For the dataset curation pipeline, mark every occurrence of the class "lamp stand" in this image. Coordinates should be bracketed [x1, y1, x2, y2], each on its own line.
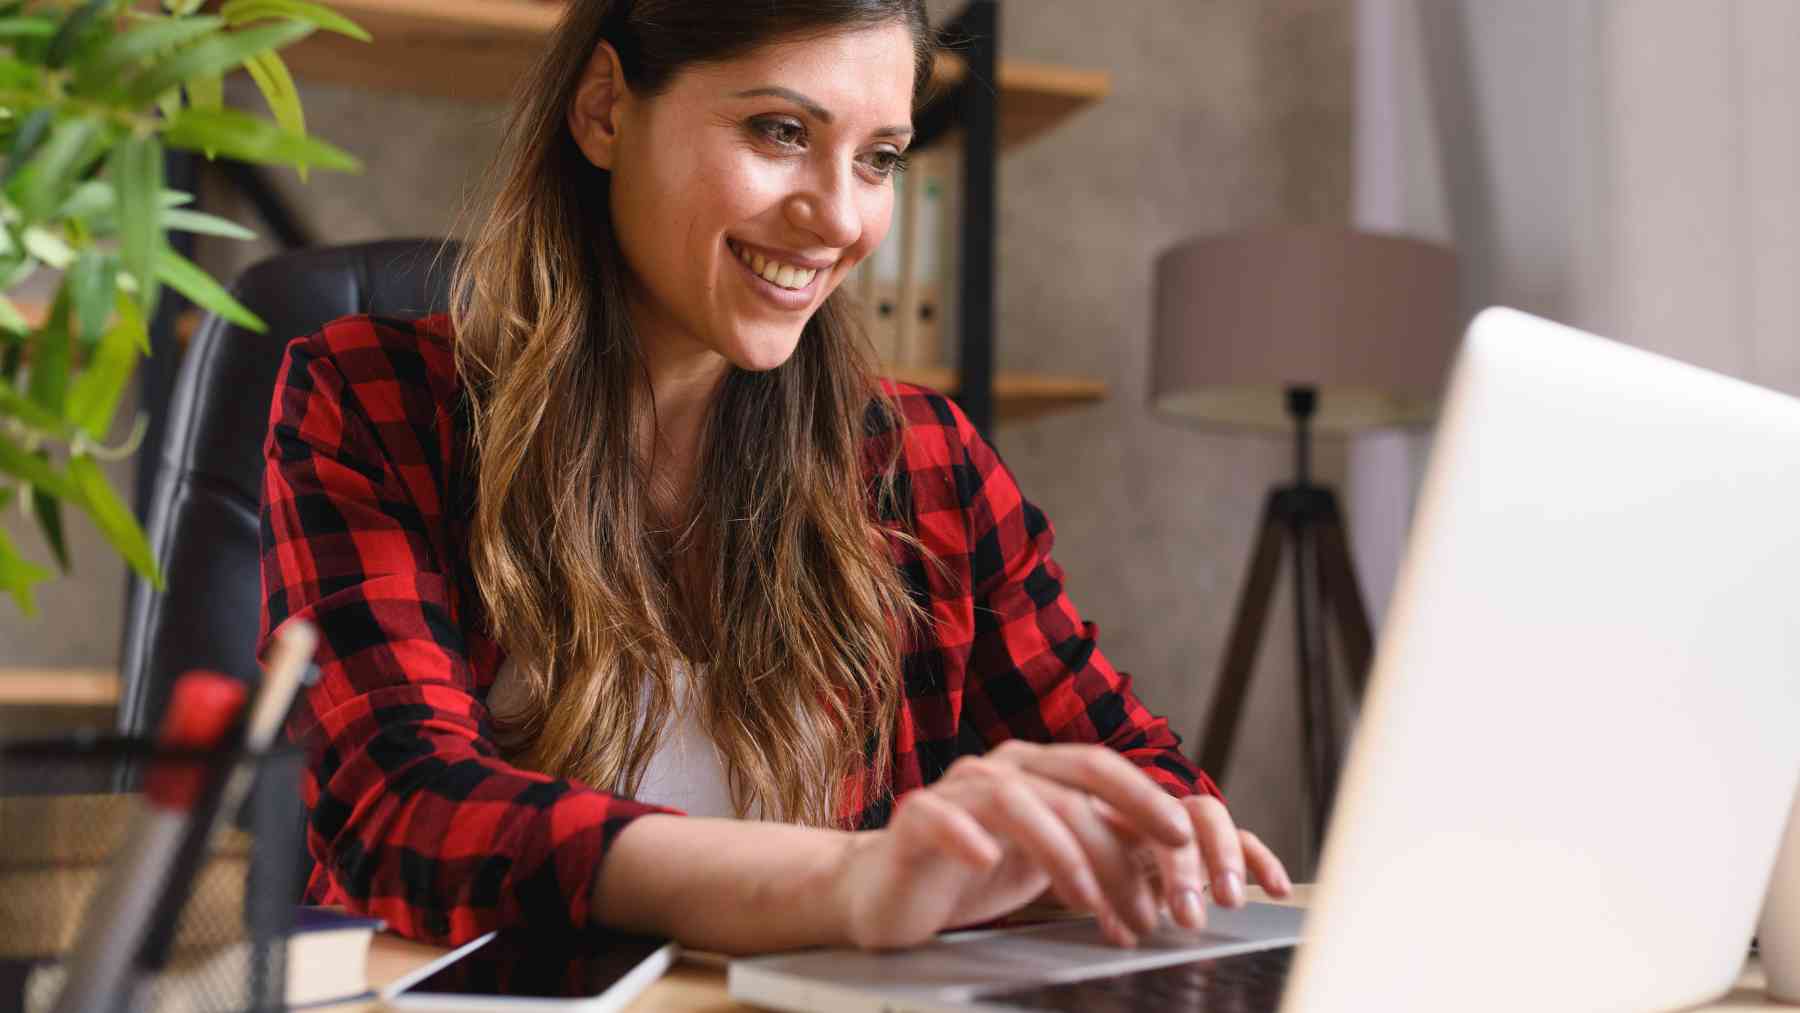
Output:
[1195, 387, 1375, 870]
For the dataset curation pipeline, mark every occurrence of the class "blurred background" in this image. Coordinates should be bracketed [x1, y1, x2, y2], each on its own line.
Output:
[2, 0, 1795, 880]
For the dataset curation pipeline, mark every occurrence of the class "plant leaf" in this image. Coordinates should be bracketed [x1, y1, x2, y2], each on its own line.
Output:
[0, 376, 68, 438]
[219, 0, 370, 42]
[160, 105, 360, 173]
[20, 225, 75, 269]
[113, 134, 163, 322]
[0, 16, 55, 39]
[154, 85, 182, 124]
[5, 115, 102, 220]
[72, 13, 224, 92]
[67, 290, 142, 434]
[161, 207, 255, 240]
[31, 481, 68, 572]
[57, 178, 113, 219]
[0, 429, 75, 498]
[0, 54, 37, 90]
[66, 246, 115, 344]
[0, 524, 50, 614]
[153, 243, 264, 331]
[242, 49, 306, 181]
[183, 71, 224, 158]
[69, 453, 161, 589]
[0, 108, 49, 188]
[45, 0, 109, 68]
[26, 283, 71, 416]
[124, 20, 313, 104]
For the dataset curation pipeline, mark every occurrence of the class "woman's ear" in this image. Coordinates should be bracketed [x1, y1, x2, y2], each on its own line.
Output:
[567, 39, 630, 170]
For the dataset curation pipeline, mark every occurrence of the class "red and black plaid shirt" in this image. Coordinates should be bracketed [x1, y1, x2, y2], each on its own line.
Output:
[258, 312, 1217, 945]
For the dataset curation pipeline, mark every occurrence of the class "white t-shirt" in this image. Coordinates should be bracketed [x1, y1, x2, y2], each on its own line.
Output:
[486, 655, 747, 819]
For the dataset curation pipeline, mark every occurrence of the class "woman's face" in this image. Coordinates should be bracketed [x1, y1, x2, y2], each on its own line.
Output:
[569, 23, 917, 374]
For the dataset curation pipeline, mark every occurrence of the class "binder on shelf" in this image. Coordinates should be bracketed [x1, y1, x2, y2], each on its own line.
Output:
[854, 133, 961, 373]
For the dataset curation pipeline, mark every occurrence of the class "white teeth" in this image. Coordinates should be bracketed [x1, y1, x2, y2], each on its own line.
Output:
[730, 240, 822, 291]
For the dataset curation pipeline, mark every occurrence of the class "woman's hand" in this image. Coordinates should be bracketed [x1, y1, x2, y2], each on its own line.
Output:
[832, 740, 1292, 950]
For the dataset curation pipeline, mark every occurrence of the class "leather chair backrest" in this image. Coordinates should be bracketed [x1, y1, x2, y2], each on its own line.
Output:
[117, 238, 458, 735]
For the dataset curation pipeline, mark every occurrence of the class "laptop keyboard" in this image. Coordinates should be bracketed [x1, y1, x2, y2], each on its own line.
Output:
[976, 945, 1294, 1012]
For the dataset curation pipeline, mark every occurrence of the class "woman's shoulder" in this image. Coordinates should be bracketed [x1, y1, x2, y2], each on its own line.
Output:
[284, 311, 456, 381]
[278, 311, 461, 422]
[874, 378, 981, 465]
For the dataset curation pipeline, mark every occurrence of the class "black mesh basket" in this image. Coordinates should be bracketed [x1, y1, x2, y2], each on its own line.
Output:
[0, 734, 307, 1013]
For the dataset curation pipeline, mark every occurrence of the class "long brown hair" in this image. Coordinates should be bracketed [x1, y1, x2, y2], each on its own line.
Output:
[444, 0, 937, 826]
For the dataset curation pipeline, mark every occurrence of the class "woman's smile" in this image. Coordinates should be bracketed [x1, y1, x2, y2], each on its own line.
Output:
[726, 237, 831, 310]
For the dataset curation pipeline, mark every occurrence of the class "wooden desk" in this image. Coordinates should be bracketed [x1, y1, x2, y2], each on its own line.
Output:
[359, 887, 1788, 1011]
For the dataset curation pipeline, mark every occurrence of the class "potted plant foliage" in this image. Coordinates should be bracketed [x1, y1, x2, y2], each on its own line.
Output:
[0, 0, 366, 613]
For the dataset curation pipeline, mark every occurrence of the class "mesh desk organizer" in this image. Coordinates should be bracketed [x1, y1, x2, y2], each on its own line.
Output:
[0, 734, 306, 1012]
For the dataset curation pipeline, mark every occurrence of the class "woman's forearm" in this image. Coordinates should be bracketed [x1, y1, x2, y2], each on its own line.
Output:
[591, 813, 860, 954]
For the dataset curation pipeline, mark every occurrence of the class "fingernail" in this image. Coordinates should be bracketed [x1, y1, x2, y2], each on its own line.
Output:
[1222, 870, 1245, 907]
[1135, 893, 1160, 935]
[1174, 887, 1204, 928]
[1098, 910, 1134, 947]
[1113, 917, 1138, 947]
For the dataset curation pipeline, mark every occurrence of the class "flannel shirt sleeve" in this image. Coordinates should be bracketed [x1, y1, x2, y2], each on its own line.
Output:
[943, 399, 1222, 802]
[258, 328, 676, 946]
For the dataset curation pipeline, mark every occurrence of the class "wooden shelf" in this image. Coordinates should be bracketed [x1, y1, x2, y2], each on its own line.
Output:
[0, 668, 120, 709]
[279, 0, 1110, 149]
[882, 366, 1107, 424]
[934, 56, 1112, 150]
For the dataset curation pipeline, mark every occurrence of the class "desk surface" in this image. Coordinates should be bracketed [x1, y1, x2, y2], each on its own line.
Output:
[357, 886, 1789, 1011]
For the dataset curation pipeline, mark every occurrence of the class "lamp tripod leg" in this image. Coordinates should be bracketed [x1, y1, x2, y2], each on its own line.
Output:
[1293, 508, 1339, 866]
[1316, 496, 1375, 699]
[1196, 491, 1287, 787]
[1302, 490, 1377, 853]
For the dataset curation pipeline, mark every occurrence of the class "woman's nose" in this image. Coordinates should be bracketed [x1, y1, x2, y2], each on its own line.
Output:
[785, 168, 861, 250]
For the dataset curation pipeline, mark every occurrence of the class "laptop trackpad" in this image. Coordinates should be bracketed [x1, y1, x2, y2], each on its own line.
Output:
[731, 902, 1305, 1002]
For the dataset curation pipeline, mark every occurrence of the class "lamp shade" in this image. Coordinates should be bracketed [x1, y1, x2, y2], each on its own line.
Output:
[1150, 226, 1460, 432]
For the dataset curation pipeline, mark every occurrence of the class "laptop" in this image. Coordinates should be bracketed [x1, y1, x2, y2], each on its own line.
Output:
[729, 307, 1800, 1013]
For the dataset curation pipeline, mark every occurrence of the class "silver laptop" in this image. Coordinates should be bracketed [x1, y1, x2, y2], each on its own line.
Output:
[729, 307, 1800, 1013]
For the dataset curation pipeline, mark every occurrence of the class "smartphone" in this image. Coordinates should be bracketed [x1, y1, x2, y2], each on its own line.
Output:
[385, 926, 679, 1011]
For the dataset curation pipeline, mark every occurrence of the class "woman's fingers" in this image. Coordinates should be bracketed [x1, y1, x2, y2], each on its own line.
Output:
[991, 741, 1192, 848]
[893, 786, 1002, 872]
[1141, 822, 1209, 931]
[942, 759, 1110, 918]
[1185, 794, 1248, 908]
[1241, 829, 1293, 897]
[1027, 776, 1161, 940]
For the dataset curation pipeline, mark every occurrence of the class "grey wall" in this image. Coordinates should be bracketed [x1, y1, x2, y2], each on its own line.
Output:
[1, 0, 1355, 877]
[957, 0, 1352, 876]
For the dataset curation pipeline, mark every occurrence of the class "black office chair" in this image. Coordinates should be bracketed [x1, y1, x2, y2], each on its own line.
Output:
[117, 238, 459, 736]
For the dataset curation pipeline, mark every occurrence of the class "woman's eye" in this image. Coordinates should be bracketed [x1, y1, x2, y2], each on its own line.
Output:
[864, 150, 911, 180]
[755, 118, 805, 147]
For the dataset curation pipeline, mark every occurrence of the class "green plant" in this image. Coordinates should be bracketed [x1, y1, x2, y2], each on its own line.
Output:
[0, 0, 366, 613]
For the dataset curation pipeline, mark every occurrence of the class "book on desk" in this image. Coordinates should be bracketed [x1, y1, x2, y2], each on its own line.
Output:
[14, 906, 383, 1012]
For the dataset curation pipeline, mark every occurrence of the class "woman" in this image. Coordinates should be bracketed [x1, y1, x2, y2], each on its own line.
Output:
[258, 0, 1290, 955]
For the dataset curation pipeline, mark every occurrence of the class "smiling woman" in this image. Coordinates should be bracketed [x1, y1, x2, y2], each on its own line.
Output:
[256, 0, 1290, 958]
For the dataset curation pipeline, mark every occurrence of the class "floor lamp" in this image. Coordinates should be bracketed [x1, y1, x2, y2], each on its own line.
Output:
[1149, 226, 1459, 861]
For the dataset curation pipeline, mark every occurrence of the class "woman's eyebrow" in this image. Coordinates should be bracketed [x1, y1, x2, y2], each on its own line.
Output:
[732, 86, 914, 139]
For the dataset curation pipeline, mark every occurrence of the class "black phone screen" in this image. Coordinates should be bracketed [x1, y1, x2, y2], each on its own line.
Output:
[398, 927, 674, 1000]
